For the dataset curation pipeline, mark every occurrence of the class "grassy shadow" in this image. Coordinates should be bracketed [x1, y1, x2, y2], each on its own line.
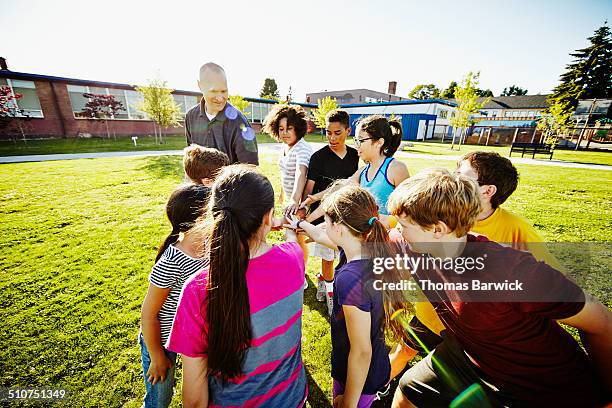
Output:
[305, 366, 332, 408]
[138, 155, 184, 181]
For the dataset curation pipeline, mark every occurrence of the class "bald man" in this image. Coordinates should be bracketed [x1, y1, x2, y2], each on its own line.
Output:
[184, 62, 259, 165]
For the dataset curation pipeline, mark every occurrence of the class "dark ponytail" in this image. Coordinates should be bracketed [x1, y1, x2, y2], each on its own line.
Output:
[358, 115, 403, 157]
[156, 183, 210, 262]
[205, 165, 274, 380]
[321, 185, 413, 341]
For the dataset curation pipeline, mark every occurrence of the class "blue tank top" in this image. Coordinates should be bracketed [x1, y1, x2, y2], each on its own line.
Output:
[359, 157, 395, 215]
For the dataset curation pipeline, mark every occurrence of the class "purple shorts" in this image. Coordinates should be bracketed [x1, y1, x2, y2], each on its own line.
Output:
[332, 379, 377, 408]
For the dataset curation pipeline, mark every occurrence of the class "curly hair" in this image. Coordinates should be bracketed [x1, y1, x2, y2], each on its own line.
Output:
[262, 104, 308, 141]
[460, 151, 519, 208]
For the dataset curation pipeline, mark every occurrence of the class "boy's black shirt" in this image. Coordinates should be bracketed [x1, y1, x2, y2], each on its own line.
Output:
[308, 145, 359, 223]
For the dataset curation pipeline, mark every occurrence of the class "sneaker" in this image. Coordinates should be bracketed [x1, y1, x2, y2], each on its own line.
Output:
[325, 281, 334, 316]
[325, 290, 334, 316]
[316, 274, 326, 302]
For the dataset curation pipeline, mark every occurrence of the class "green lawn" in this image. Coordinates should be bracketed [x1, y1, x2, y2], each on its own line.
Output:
[0, 133, 329, 156]
[2, 135, 611, 167]
[403, 141, 612, 166]
[0, 153, 610, 407]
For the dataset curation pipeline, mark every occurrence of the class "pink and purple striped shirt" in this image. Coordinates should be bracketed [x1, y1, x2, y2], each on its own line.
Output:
[166, 242, 307, 407]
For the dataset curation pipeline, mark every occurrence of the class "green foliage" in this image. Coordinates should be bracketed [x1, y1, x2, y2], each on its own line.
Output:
[475, 88, 494, 97]
[549, 22, 612, 115]
[228, 95, 250, 116]
[537, 98, 574, 147]
[311, 96, 339, 129]
[450, 71, 491, 129]
[440, 81, 458, 99]
[501, 85, 528, 96]
[260, 78, 280, 99]
[135, 79, 182, 134]
[408, 84, 440, 100]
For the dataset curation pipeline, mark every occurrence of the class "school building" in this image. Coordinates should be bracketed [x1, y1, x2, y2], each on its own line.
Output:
[0, 58, 315, 140]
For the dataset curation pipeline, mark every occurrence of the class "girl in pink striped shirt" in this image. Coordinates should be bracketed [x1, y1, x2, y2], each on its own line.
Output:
[166, 165, 307, 407]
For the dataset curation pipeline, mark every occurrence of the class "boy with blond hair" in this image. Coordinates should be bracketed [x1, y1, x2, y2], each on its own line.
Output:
[183, 144, 230, 187]
[387, 169, 610, 408]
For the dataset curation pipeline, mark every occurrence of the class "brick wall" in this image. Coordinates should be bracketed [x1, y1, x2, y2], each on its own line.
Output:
[1, 81, 185, 140]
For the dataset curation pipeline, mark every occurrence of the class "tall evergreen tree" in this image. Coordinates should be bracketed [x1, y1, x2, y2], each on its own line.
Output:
[260, 78, 280, 99]
[550, 22, 612, 111]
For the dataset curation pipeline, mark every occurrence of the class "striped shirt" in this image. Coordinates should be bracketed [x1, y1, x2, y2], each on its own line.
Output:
[149, 244, 208, 343]
[279, 138, 313, 201]
[166, 242, 308, 407]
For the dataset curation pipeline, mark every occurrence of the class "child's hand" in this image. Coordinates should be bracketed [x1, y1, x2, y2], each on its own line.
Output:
[299, 195, 315, 209]
[284, 203, 300, 217]
[332, 394, 344, 408]
[146, 354, 174, 385]
[271, 217, 284, 231]
[283, 214, 301, 230]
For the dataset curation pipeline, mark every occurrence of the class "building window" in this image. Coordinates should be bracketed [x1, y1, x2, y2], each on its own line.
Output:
[68, 85, 148, 120]
[67, 85, 90, 117]
[505, 111, 512, 117]
[439, 110, 448, 119]
[520, 111, 527, 117]
[185, 95, 198, 111]
[1, 78, 44, 118]
[125, 90, 146, 120]
[173, 94, 187, 114]
[108, 88, 129, 119]
[527, 111, 535, 117]
[512, 111, 519, 117]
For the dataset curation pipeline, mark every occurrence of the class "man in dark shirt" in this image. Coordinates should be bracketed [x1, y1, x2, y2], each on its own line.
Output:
[184, 62, 258, 165]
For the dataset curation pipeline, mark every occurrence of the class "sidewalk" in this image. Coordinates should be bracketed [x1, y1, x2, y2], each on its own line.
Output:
[1, 143, 611, 171]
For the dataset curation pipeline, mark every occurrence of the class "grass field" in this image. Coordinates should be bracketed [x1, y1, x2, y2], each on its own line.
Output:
[1, 135, 611, 167]
[1, 153, 610, 407]
[0, 134, 329, 156]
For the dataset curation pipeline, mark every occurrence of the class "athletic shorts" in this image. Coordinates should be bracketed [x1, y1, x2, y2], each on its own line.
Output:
[398, 334, 515, 408]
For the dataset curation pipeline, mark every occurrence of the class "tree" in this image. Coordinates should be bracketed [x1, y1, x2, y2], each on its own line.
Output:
[408, 84, 440, 100]
[501, 85, 528, 96]
[311, 96, 339, 129]
[228, 95, 250, 116]
[440, 81, 458, 99]
[475, 88, 494, 97]
[449, 71, 491, 150]
[0, 86, 32, 142]
[136, 79, 182, 144]
[549, 22, 612, 117]
[260, 78, 280, 99]
[81, 93, 125, 139]
[537, 98, 573, 148]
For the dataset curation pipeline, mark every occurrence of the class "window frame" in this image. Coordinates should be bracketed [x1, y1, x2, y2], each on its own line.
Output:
[1, 78, 44, 118]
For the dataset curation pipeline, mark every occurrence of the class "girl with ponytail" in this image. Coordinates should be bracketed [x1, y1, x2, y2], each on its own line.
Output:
[166, 165, 308, 407]
[288, 185, 411, 408]
[140, 183, 210, 408]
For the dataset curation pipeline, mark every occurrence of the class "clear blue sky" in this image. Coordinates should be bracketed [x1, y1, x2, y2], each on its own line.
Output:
[2, 0, 610, 101]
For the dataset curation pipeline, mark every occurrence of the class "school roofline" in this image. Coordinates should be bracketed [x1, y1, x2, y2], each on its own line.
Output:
[338, 99, 458, 108]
